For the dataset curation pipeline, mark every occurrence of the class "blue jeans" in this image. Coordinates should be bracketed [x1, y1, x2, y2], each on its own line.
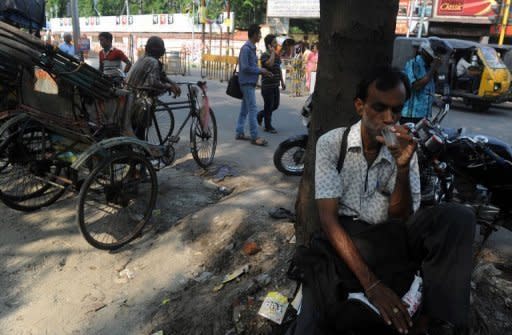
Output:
[236, 84, 259, 140]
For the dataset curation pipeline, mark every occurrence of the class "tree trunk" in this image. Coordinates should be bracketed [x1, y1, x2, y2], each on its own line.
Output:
[295, 0, 399, 245]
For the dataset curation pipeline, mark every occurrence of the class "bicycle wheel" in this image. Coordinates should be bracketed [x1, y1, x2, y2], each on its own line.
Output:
[0, 114, 28, 172]
[146, 104, 175, 145]
[77, 152, 158, 250]
[0, 121, 66, 211]
[190, 108, 217, 168]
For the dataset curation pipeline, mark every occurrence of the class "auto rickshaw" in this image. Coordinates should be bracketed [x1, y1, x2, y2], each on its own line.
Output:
[393, 37, 512, 113]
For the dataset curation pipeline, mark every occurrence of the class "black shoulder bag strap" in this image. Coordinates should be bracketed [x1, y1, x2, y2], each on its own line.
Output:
[336, 125, 352, 174]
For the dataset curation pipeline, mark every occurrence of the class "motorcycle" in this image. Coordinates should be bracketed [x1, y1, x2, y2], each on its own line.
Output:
[273, 95, 311, 176]
[412, 94, 512, 243]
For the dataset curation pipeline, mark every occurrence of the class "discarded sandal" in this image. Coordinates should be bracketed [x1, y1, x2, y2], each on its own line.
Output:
[251, 137, 268, 146]
[235, 133, 250, 140]
[269, 207, 296, 221]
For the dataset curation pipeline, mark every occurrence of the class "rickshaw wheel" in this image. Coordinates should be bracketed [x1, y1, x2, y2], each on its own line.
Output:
[0, 121, 66, 211]
[190, 108, 217, 168]
[77, 152, 157, 250]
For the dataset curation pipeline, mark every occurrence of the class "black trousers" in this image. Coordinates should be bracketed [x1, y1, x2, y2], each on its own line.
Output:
[292, 203, 476, 334]
[258, 85, 280, 129]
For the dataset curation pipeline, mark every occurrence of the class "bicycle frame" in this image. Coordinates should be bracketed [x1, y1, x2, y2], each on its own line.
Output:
[154, 82, 203, 141]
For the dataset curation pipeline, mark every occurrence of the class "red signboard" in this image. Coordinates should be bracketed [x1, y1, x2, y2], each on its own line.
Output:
[436, 0, 495, 17]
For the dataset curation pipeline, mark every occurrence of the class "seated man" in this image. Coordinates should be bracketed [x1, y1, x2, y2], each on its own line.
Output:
[456, 55, 481, 94]
[292, 66, 476, 335]
[125, 36, 180, 139]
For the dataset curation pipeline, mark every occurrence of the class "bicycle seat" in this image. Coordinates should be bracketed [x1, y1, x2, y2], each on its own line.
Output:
[196, 81, 207, 87]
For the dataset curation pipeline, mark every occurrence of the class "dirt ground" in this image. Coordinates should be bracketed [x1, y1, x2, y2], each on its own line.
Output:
[0, 143, 300, 335]
[1, 147, 512, 335]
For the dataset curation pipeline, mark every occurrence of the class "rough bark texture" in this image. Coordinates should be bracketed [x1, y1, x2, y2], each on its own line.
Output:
[295, 0, 399, 245]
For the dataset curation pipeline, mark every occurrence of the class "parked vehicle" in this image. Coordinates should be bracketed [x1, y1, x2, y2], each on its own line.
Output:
[411, 92, 512, 244]
[273, 95, 311, 176]
[393, 37, 512, 113]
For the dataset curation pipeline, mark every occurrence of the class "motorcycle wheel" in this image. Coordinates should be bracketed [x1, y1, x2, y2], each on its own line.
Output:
[273, 136, 308, 176]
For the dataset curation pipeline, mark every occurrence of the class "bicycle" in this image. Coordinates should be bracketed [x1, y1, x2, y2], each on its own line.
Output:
[146, 81, 217, 168]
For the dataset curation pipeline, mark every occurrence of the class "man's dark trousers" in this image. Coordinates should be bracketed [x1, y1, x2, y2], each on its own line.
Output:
[259, 86, 280, 130]
[291, 203, 476, 334]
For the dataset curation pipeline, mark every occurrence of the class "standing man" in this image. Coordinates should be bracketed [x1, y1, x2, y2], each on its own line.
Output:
[126, 36, 180, 139]
[292, 66, 475, 335]
[98, 32, 132, 80]
[257, 34, 286, 133]
[59, 33, 75, 57]
[235, 24, 272, 147]
[401, 41, 441, 124]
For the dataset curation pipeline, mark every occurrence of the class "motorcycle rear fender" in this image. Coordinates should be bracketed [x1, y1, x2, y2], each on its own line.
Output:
[278, 134, 308, 148]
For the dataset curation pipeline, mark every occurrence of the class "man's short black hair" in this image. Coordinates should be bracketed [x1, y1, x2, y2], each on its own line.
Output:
[98, 32, 113, 42]
[248, 24, 261, 39]
[354, 66, 411, 102]
[264, 34, 276, 47]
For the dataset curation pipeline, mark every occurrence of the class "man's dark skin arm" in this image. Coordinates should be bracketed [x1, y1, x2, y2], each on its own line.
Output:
[123, 60, 132, 73]
[317, 199, 412, 333]
[380, 125, 416, 220]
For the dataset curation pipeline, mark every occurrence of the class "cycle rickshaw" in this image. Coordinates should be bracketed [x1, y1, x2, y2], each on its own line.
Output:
[0, 21, 217, 250]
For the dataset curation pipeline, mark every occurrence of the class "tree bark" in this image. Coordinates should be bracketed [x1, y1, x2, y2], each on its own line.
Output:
[295, 0, 399, 245]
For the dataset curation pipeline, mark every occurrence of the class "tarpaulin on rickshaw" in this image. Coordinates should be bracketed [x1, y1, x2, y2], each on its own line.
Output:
[0, 0, 46, 30]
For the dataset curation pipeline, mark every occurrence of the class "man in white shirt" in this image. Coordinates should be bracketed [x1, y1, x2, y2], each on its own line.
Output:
[291, 66, 476, 335]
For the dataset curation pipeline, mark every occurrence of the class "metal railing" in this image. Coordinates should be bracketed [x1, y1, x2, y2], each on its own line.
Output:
[200, 54, 238, 82]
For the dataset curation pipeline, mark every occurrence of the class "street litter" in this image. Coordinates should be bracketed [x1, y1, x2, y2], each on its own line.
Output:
[194, 271, 213, 283]
[213, 264, 250, 292]
[218, 186, 235, 196]
[290, 285, 303, 312]
[242, 241, 261, 256]
[254, 273, 271, 287]
[213, 165, 238, 182]
[119, 268, 135, 280]
[258, 291, 289, 324]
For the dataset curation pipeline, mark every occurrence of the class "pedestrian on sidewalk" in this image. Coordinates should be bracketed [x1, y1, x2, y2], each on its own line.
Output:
[305, 42, 318, 91]
[235, 24, 272, 147]
[257, 34, 286, 134]
[59, 33, 76, 57]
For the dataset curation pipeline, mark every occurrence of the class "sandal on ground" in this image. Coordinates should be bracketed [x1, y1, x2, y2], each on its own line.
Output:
[235, 133, 250, 140]
[269, 207, 296, 221]
[251, 137, 268, 146]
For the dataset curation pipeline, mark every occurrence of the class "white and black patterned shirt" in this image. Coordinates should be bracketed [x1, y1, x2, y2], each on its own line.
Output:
[315, 121, 421, 224]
